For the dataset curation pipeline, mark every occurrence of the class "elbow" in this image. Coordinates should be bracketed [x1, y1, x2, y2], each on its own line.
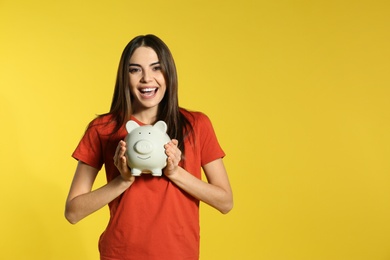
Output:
[219, 202, 233, 215]
[64, 204, 80, 225]
[219, 199, 233, 214]
[65, 211, 79, 225]
[218, 190, 233, 214]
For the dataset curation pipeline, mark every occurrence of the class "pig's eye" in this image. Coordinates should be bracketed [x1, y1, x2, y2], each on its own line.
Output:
[149, 132, 151, 134]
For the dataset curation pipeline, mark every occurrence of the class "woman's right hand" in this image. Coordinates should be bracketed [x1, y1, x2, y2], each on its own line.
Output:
[114, 140, 135, 183]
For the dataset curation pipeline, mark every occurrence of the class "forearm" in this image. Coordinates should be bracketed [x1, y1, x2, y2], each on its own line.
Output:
[65, 175, 132, 224]
[167, 167, 233, 214]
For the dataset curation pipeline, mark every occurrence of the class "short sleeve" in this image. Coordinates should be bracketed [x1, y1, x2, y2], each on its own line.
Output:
[72, 121, 104, 170]
[196, 113, 225, 166]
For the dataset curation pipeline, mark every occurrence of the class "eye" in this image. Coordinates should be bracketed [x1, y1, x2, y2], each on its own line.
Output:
[129, 67, 141, 74]
[152, 66, 162, 71]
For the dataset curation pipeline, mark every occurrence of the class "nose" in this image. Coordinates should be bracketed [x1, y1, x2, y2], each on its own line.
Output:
[134, 140, 153, 154]
[141, 69, 152, 83]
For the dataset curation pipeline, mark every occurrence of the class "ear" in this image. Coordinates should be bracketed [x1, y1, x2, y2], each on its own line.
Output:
[126, 120, 140, 133]
[153, 121, 168, 133]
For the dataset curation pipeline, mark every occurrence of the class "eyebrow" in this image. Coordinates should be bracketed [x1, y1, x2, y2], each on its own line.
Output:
[129, 61, 160, 67]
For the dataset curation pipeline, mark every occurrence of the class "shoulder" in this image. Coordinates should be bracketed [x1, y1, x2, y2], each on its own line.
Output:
[88, 113, 114, 126]
[179, 108, 211, 126]
[86, 114, 117, 135]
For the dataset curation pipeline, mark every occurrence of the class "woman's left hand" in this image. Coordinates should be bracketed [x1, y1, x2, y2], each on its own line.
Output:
[164, 139, 182, 177]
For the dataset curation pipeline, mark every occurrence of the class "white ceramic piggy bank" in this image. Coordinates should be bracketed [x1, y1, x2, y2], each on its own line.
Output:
[125, 120, 171, 176]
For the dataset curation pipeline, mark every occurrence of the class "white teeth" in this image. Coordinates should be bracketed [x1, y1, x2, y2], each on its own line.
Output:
[140, 88, 156, 93]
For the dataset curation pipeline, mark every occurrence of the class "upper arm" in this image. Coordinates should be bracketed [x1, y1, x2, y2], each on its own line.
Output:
[66, 161, 99, 202]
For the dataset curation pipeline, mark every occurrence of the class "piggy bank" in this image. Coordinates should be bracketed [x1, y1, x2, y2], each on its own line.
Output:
[124, 120, 171, 176]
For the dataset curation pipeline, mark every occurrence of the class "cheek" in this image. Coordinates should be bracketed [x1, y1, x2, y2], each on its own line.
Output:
[157, 76, 167, 90]
[128, 83, 136, 95]
[156, 72, 166, 84]
[128, 77, 138, 92]
[159, 84, 167, 97]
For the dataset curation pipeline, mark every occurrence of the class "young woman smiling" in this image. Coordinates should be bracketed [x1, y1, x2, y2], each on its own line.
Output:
[65, 34, 233, 260]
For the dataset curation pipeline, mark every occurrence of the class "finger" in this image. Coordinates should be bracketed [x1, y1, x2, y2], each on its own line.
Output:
[114, 141, 123, 159]
[119, 142, 127, 157]
[114, 141, 127, 167]
[120, 155, 128, 169]
[166, 156, 175, 170]
[165, 146, 174, 159]
[167, 143, 181, 160]
[113, 147, 119, 162]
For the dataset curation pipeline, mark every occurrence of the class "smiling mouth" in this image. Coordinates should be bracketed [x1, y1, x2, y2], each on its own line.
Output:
[137, 156, 151, 160]
[139, 87, 158, 97]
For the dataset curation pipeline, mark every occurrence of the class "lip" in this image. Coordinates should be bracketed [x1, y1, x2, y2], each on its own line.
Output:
[138, 87, 158, 99]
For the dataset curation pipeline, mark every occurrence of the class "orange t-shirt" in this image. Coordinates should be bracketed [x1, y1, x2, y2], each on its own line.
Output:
[72, 109, 225, 260]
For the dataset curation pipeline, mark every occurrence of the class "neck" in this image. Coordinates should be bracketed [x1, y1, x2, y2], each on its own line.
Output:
[131, 108, 158, 125]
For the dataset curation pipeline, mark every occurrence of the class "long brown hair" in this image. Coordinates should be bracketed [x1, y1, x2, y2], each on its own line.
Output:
[106, 34, 192, 151]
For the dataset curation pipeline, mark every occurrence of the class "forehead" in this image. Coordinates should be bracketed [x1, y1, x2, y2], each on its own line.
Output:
[129, 47, 159, 64]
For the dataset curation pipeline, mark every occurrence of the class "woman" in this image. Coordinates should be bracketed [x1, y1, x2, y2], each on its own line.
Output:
[65, 34, 233, 260]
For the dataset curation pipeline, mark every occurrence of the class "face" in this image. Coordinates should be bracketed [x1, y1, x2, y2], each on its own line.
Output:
[128, 46, 166, 114]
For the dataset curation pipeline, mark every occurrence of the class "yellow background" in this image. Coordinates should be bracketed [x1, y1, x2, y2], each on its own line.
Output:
[1, 0, 389, 259]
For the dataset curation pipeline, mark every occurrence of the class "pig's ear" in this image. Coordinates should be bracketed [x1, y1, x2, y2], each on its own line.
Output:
[126, 120, 140, 133]
[153, 121, 168, 133]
